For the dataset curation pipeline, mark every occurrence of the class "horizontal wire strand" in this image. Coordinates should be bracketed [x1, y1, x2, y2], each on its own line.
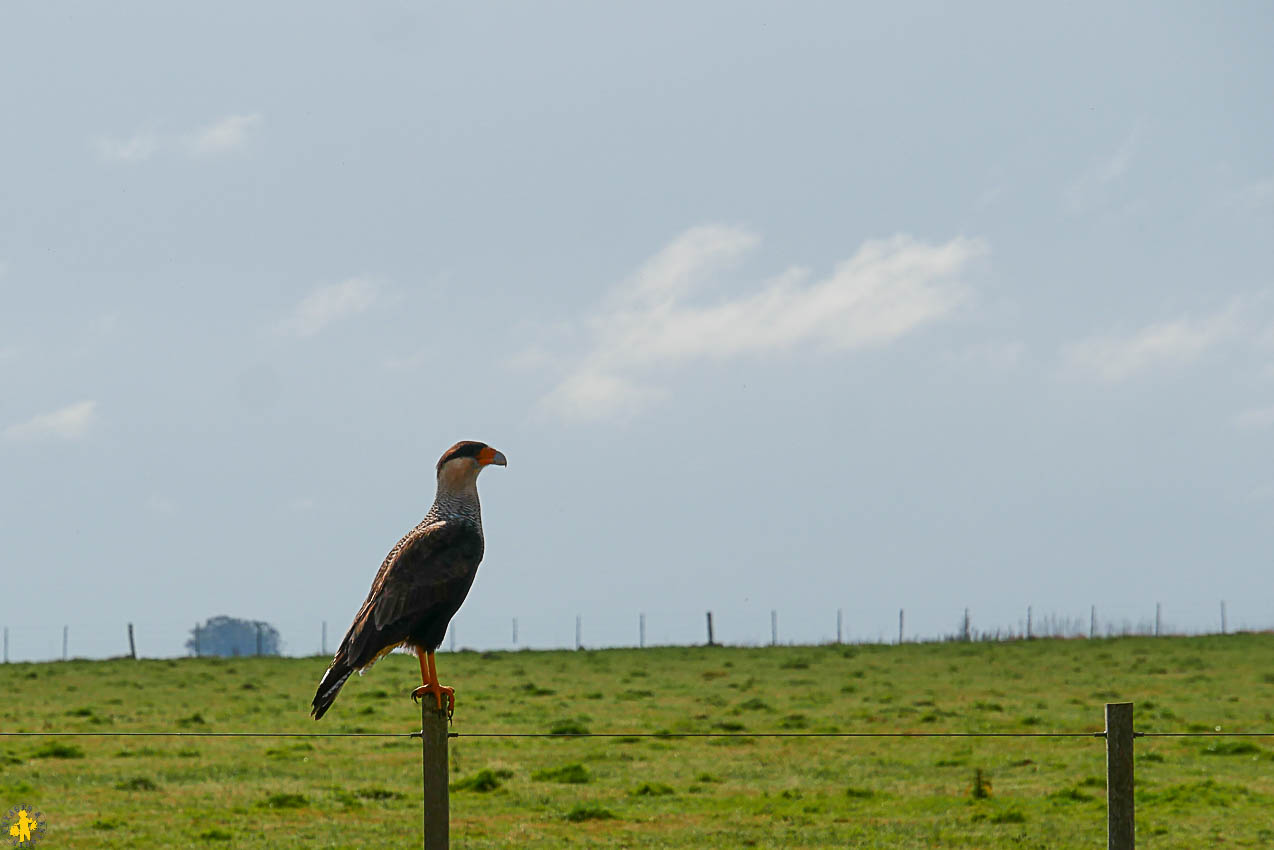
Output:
[4, 729, 1273, 739]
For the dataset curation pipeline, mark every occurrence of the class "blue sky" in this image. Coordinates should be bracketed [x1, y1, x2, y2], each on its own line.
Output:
[2, 2, 1272, 660]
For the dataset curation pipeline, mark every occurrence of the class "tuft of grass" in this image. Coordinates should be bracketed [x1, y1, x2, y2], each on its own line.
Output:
[177, 712, 207, 727]
[845, 787, 876, 799]
[91, 818, 122, 831]
[1201, 741, 1264, 757]
[533, 763, 591, 784]
[32, 741, 84, 759]
[115, 776, 159, 791]
[548, 718, 590, 736]
[991, 810, 1027, 824]
[618, 689, 655, 700]
[1050, 787, 1095, 803]
[737, 697, 769, 711]
[261, 792, 308, 809]
[355, 787, 403, 801]
[451, 768, 513, 792]
[564, 804, 616, 822]
[778, 713, 809, 729]
[198, 828, 232, 841]
[631, 782, 675, 796]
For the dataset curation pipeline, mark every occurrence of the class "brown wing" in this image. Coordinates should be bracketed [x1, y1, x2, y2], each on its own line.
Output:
[340, 519, 485, 668]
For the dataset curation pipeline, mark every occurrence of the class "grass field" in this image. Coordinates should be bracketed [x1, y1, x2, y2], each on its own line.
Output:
[2, 634, 1272, 848]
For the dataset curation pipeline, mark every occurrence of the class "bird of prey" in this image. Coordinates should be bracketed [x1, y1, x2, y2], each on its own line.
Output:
[311, 440, 506, 720]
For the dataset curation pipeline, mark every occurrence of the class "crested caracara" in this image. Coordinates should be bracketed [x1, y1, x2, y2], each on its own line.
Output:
[311, 440, 506, 719]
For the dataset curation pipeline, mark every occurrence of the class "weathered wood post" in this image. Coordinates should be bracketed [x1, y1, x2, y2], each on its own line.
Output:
[419, 704, 450, 849]
[1105, 702, 1135, 850]
[898, 609, 904, 645]
[705, 611, 715, 646]
[127, 623, 136, 660]
[836, 608, 843, 644]
[575, 615, 582, 650]
[770, 610, 778, 646]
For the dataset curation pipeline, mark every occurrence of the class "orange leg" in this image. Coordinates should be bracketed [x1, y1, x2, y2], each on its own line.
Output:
[410, 649, 455, 717]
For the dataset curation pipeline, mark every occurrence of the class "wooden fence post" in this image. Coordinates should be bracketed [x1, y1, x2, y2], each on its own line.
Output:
[639, 613, 645, 648]
[128, 623, 136, 660]
[62, 625, 68, 661]
[1105, 702, 1135, 850]
[706, 611, 715, 646]
[419, 704, 450, 849]
[836, 609, 843, 644]
[770, 610, 778, 646]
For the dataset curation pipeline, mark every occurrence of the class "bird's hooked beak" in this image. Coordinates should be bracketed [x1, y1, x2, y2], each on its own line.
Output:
[477, 446, 507, 467]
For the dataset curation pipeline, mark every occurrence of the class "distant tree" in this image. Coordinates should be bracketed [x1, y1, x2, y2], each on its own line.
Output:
[186, 616, 282, 657]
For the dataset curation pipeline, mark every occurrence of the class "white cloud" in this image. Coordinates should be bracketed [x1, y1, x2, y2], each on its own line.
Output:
[3, 400, 97, 441]
[1065, 130, 1139, 213]
[1224, 177, 1274, 211]
[276, 278, 378, 337]
[94, 132, 159, 162]
[533, 226, 987, 421]
[1233, 405, 1274, 430]
[186, 113, 261, 156]
[1061, 307, 1238, 383]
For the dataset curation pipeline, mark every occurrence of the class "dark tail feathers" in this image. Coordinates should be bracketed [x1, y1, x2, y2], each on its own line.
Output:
[311, 662, 353, 720]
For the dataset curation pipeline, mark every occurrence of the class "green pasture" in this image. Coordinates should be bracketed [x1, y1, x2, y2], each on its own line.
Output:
[1, 634, 1272, 848]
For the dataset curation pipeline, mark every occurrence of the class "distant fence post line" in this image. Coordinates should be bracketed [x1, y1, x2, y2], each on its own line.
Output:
[836, 609, 843, 644]
[1221, 601, 1227, 635]
[1091, 605, 1097, 639]
[127, 623, 136, 660]
[770, 610, 778, 646]
[62, 625, 68, 661]
[898, 609, 904, 645]
[705, 611, 715, 647]
[638, 613, 645, 648]
[419, 703, 450, 849]
[1026, 607, 1032, 640]
[575, 615, 582, 651]
[1105, 702, 1136, 850]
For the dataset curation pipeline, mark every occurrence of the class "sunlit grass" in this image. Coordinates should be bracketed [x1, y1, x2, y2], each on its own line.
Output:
[0, 634, 1271, 847]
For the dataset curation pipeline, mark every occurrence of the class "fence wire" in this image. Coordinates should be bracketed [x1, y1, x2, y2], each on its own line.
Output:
[4, 729, 1274, 739]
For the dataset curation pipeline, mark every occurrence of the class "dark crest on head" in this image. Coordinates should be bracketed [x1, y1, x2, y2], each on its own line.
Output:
[436, 441, 489, 474]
